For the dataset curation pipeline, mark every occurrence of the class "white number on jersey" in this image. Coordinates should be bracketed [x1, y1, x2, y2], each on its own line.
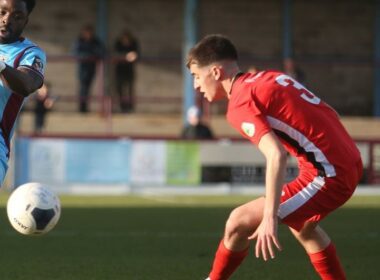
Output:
[275, 74, 321, 105]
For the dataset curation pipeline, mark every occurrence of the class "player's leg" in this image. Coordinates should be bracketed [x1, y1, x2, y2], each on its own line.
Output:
[224, 197, 265, 250]
[207, 197, 265, 280]
[290, 222, 346, 280]
[278, 170, 361, 280]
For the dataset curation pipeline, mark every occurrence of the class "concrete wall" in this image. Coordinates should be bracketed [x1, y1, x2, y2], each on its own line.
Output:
[23, 0, 375, 115]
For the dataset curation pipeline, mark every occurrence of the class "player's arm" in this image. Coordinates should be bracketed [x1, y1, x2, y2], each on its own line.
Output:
[248, 131, 287, 260]
[259, 131, 287, 229]
[0, 63, 43, 97]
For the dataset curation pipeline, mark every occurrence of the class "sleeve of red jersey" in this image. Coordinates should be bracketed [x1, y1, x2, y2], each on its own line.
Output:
[227, 101, 272, 145]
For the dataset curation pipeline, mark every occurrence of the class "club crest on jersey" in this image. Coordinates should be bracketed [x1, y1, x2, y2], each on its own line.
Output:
[32, 56, 44, 72]
[242, 122, 255, 137]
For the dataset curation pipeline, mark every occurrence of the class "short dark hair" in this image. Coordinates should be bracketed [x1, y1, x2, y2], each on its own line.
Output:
[21, 0, 36, 14]
[186, 34, 238, 68]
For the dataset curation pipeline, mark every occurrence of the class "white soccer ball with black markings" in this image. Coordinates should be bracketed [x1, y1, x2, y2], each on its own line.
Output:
[7, 182, 61, 235]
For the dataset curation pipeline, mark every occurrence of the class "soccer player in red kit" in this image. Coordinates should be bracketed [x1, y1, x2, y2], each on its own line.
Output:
[186, 34, 362, 280]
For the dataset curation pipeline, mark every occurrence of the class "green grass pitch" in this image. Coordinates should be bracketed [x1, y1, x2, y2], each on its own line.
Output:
[0, 194, 378, 280]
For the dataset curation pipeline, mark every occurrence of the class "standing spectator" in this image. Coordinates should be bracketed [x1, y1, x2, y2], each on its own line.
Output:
[73, 25, 104, 113]
[114, 30, 139, 113]
[283, 57, 306, 84]
[181, 106, 214, 139]
[34, 83, 55, 134]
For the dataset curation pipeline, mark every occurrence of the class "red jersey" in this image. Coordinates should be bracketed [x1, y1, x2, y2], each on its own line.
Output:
[227, 70, 361, 179]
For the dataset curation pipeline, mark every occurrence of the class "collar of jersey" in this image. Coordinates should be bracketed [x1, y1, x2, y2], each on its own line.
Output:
[229, 71, 244, 96]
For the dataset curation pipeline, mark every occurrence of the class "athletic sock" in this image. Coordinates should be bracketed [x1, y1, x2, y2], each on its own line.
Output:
[308, 242, 346, 280]
[208, 240, 249, 280]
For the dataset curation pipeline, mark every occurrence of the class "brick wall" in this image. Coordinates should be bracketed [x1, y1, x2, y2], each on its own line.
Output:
[293, 0, 374, 115]
[22, 0, 375, 115]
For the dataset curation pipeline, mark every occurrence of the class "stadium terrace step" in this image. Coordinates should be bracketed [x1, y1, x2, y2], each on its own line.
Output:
[16, 112, 380, 140]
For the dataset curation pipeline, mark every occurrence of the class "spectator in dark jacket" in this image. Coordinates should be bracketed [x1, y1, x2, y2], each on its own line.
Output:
[34, 83, 55, 134]
[114, 30, 139, 113]
[181, 106, 214, 139]
[73, 25, 104, 113]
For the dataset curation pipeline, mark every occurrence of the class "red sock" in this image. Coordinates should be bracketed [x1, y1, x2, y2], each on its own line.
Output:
[208, 240, 249, 280]
[308, 242, 346, 280]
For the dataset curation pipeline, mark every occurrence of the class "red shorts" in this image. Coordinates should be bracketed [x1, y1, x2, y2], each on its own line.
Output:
[278, 160, 363, 231]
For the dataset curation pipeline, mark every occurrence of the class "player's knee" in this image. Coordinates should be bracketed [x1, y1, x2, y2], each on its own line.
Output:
[294, 221, 319, 241]
[225, 207, 253, 240]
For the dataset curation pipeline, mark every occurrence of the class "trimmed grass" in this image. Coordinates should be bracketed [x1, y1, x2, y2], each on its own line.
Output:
[0, 194, 378, 279]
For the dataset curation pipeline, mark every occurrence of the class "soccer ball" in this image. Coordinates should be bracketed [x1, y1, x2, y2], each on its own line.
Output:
[7, 182, 61, 235]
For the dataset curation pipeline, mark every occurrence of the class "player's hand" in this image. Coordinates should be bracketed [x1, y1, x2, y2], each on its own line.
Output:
[248, 215, 282, 261]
